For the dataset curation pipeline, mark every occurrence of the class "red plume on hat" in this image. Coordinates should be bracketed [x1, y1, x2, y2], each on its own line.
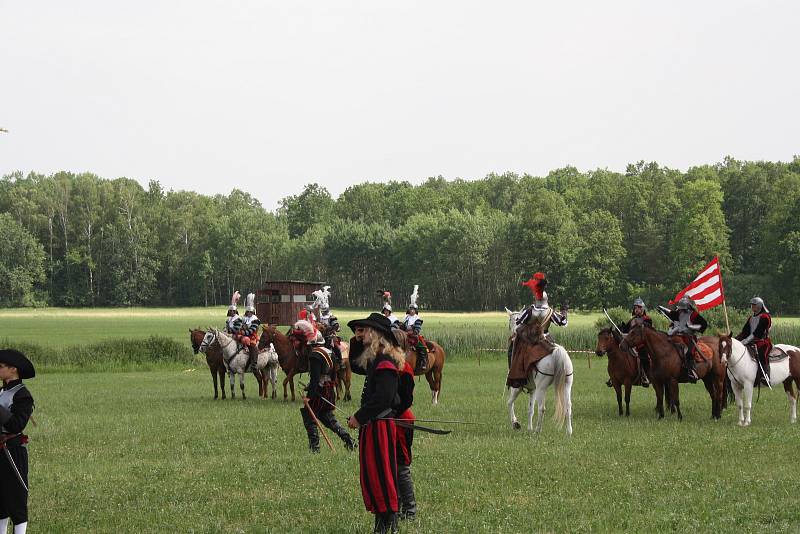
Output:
[521, 272, 547, 300]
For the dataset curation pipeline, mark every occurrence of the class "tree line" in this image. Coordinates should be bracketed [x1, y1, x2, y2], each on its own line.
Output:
[2, 156, 799, 313]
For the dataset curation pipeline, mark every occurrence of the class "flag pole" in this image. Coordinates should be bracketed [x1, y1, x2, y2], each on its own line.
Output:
[718, 255, 731, 335]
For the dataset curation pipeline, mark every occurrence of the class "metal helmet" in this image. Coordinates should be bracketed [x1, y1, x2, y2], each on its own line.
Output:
[632, 297, 646, 309]
[676, 297, 694, 311]
[382, 303, 392, 313]
[534, 291, 549, 307]
[407, 303, 419, 312]
[750, 296, 768, 313]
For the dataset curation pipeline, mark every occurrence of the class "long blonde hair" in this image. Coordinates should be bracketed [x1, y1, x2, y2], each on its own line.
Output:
[360, 327, 405, 369]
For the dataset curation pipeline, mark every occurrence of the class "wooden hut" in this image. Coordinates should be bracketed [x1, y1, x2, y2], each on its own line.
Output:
[256, 280, 325, 326]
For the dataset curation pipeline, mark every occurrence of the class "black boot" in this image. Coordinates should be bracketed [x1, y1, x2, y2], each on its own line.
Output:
[684, 345, 698, 382]
[415, 344, 428, 373]
[300, 408, 320, 453]
[398, 464, 417, 520]
[373, 513, 395, 534]
[387, 513, 398, 534]
[248, 344, 259, 372]
[640, 356, 651, 387]
[329, 419, 356, 451]
[507, 340, 514, 369]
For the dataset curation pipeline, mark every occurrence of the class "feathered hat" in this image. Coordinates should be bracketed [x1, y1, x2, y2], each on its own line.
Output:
[409, 284, 419, 308]
[245, 292, 256, 313]
[229, 291, 241, 312]
[377, 289, 392, 306]
[521, 272, 547, 300]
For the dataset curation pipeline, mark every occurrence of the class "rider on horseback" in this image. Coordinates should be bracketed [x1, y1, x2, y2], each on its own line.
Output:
[622, 298, 653, 387]
[240, 293, 262, 372]
[382, 304, 401, 328]
[403, 304, 428, 374]
[735, 296, 772, 385]
[225, 290, 241, 334]
[657, 297, 707, 382]
[508, 273, 568, 367]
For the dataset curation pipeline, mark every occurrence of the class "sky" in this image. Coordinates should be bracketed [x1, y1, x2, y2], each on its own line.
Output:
[2, 1, 798, 211]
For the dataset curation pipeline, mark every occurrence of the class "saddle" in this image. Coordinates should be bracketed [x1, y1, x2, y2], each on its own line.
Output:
[669, 336, 713, 362]
[746, 345, 789, 363]
[506, 335, 556, 388]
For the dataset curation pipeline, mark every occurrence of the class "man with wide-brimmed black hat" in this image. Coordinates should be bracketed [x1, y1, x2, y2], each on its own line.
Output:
[0, 348, 36, 534]
[346, 313, 404, 534]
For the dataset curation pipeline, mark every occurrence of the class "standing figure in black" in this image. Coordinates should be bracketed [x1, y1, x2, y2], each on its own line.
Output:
[346, 313, 404, 534]
[295, 325, 355, 453]
[391, 329, 417, 521]
[735, 296, 773, 385]
[0, 349, 35, 534]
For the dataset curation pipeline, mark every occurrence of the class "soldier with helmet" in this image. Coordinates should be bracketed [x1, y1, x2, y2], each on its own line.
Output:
[657, 297, 707, 382]
[225, 291, 242, 334]
[735, 296, 773, 384]
[381, 304, 401, 328]
[402, 304, 427, 374]
[509, 273, 568, 368]
[235, 293, 261, 372]
[618, 297, 653, 387]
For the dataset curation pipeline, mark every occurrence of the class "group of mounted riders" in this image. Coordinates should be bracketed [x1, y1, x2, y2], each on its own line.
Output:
[507, 272, 774, 389]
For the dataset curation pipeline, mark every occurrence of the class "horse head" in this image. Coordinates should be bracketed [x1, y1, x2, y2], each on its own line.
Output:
[595, 327, 618, 356]
[199, 329, 217, 353]
[190, 329, 205, 354]
[505, 307, 522, 332]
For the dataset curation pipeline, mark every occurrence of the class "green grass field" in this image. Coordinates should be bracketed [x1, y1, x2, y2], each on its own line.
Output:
[2, 308, 800, 532]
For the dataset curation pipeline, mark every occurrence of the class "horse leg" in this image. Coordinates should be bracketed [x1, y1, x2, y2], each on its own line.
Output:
[218, 368, 226, 399]
[653, 382, 665, 419]
[613, 381, 623, 416]
[743, 382, 754, 426]
[703, 376, 717, 420]
[282, 375, 289, 401]
[239, 371, 246, 400]
[533, 384, 546, 434]
[289, 375, 296, 402]
[508, 387, 522, 430]
[210, 367, 219, 399]
[783, 380, 797, 424]
[229, 370, 236, 399]
[425, 370, 437, 405]
[669, 381, 682, 421]
[527, 388, 536, 431]
[623, 381, 632, 417]
[564, 373, 574, 436]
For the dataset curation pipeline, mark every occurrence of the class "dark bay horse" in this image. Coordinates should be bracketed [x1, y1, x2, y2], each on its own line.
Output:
[318, 324, 352, 402]
[380, 335, 446, 405]
[595, 328, 640, 416]
[190, 328, 226, 399]
[260, 325, 305, 402]
[622, 324, 727, 420]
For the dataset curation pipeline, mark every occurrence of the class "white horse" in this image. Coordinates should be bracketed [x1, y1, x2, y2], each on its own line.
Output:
[199, 329, 262, 400]
[258, 343, 281, 400]
[722, 338, 800, 426]
[504, 307, 522, 333]
[507, 345, 574, 435]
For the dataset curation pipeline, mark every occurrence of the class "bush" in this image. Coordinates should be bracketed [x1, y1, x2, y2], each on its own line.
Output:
[0, 336, 194, 372]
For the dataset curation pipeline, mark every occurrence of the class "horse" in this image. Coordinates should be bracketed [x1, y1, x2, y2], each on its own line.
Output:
[190, 328, 226, 400]
[390, 335, 446, 405]
[595, 327, 641, 416]
[317, 324, 352, 402]
[260, 324, 304, 402]
[621, 323, 727, 420]
[199, 329, 268, 400]
[506, 320, 574, 435]
[721, 338, 800, 426]
[256, 343, 281, 400]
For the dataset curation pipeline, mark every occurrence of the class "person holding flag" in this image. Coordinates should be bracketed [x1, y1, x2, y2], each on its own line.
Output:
[735, 296, 772, 384]
[657, 297, 707, 382]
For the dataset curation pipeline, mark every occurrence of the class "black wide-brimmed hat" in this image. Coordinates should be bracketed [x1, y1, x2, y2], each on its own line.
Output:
[0, 349, 36, 379]
[347, 313, 400, 346]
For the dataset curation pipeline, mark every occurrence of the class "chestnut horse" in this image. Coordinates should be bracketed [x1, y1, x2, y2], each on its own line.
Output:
[595, 328, 641, 416]
[395, 337, 446, 405]
[190, 328, 226, 399]
[621, 324, 727, 420]
[260, 325, 305, 402]
[318, 324, 353, 402]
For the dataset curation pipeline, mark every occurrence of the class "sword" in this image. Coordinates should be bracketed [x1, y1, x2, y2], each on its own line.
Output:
[756, 359, 773, 391]
[2, 444, 28, 492]
[381, 419, 452, 435]
[603, 308, 624, 337]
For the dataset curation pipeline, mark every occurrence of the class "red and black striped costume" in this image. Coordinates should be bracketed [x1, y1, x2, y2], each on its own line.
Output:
[395, 361, 415, 466]
[353, 354, 400, 514]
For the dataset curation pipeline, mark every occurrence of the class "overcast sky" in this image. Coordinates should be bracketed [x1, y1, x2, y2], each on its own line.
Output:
[2, 1, 798, 211]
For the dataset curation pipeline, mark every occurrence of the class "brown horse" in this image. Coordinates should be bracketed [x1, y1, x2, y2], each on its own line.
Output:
[595, 328, 641, 416]
[190, 329, 227, 399]
[260, 325, 305, 402]
[621, 324, 727, 420]
[317, 324, 353, 402]
[397, 337, 446, 405]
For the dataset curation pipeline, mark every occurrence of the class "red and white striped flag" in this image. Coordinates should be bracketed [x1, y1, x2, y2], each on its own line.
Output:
[669, 256, 725, 311]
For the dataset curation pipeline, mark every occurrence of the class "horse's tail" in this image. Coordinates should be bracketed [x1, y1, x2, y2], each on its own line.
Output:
[552, 346, 570, 428]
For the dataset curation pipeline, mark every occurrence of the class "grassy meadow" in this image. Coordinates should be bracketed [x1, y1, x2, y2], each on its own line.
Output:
[1, 308, 800, 532]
